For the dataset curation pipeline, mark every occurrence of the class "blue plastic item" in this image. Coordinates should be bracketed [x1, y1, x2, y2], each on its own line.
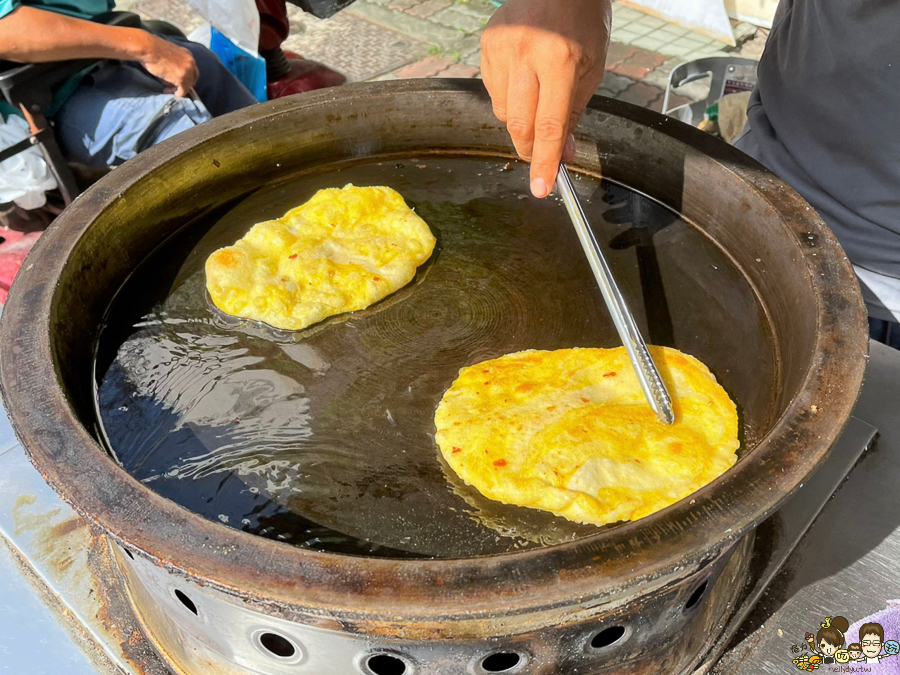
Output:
[208, 26, 268, 103]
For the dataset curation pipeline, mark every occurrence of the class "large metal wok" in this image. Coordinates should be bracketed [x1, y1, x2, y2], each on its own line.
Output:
[0, 80, 867, 674]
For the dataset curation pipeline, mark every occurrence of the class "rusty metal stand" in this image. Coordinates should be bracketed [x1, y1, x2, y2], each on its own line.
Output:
[708, 339, 900, 674]
[695, 416, 877, 673]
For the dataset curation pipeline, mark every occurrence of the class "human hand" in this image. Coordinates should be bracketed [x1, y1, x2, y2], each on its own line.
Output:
[138, 35, 199, 98]
[481, 0, 611, 198]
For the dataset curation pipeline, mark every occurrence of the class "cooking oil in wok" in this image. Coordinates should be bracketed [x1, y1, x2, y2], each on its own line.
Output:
[94, 156, 776, 559]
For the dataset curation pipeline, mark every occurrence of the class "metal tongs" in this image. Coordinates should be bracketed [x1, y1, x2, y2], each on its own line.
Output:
[556, 164, 675, 425]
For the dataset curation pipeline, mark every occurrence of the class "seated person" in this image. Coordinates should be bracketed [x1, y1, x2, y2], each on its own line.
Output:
[0, 0, 258, 168]
[255, 0, 347, 98]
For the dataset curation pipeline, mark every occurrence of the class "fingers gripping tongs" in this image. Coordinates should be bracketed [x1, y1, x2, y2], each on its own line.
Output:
[556, 164, 675, 425]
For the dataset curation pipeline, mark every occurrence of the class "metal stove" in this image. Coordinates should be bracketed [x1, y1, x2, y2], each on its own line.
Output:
[0, 80, 891, 675]
[3, 343, 897, 674]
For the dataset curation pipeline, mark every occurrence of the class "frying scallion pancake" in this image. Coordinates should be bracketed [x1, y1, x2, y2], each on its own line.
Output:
[206, 185, 436, 330]
[435, 347, 738, 527]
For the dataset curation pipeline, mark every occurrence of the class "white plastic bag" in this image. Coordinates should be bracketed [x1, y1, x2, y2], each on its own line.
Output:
[620, 0, 736, 45]
[185, 0, 260, 55]
[0, 115, 58, 210]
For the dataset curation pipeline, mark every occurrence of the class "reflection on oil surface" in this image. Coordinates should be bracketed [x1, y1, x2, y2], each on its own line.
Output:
[94, 156, 775, 559]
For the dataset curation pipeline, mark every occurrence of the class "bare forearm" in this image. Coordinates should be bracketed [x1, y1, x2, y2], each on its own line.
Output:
[0, 6, 152, 63]
[0, 6, 199, 96]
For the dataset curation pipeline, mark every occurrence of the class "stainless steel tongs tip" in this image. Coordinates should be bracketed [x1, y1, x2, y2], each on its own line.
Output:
[556, 164, 675, 425]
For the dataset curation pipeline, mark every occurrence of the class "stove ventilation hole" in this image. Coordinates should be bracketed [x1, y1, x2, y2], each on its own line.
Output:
[480, 651, 523, 673]
[173, 589, 198, 616]
[588, 626, 627, 651]
[259, 632, 297, 659]
[364, 653, 408, 675]
[685, 579, 709, 611]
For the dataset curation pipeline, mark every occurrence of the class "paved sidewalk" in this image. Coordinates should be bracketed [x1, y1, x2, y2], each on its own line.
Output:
[127, 0, 768, 113]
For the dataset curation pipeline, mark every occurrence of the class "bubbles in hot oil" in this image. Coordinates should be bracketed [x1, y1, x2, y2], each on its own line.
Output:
[99, 157, 590, 557]
[440, 454, 598, 549]
[96, 156, 773, 558]
[365, 274, 516, 358]
[98, 324, 318, 501]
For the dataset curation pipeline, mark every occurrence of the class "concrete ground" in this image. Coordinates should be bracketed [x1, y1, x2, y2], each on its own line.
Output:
[123, 0, 768, 114]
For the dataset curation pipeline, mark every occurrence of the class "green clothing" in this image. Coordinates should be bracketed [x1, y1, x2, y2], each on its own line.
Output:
[0, 0, 113, 21]
[0, 0, 116, 119]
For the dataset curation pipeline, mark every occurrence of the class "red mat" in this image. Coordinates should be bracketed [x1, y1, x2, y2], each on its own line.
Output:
[0, 228, 41, 304]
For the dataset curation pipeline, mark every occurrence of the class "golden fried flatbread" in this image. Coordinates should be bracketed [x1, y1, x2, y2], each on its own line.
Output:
[435, 347, 738, 527]
[205, 185, 436, 330]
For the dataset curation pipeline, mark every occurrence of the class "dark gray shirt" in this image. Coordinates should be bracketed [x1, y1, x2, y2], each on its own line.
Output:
[736, 0, 900, 320]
